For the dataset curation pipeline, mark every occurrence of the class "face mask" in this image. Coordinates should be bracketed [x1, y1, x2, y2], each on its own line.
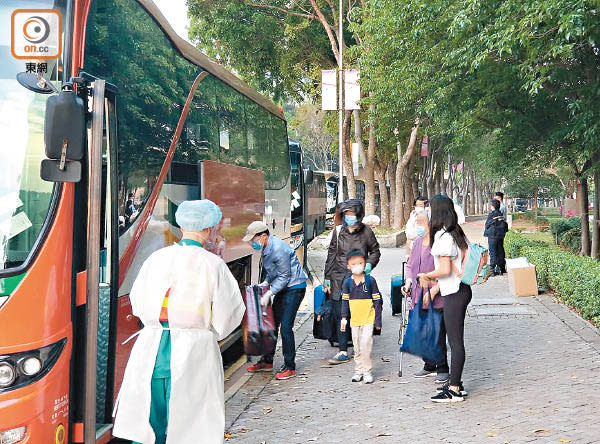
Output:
[351, 264, 365, 275]
[344, 215, 358, 226]
[415, 207, 425, 214]
[416, 225, 426, 238]
[251, 240, 262, 251]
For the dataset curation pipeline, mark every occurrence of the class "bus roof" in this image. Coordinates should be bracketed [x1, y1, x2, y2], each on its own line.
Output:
[139, 0, 285, 121]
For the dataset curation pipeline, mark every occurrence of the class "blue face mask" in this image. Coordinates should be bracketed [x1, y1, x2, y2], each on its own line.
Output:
[251, 241, 263, 251]
[416, 225, 426, 238]
[344, 215, 358, 226]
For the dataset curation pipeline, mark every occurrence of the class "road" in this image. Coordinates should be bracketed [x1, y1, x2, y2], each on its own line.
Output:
[225, 221, 600, 443]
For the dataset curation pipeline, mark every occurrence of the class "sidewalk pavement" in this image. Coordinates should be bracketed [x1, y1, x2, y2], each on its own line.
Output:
[225, 222, 600, 443]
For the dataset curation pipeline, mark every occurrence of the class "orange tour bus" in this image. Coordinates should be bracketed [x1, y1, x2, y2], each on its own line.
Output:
[0, 0, 302, 442]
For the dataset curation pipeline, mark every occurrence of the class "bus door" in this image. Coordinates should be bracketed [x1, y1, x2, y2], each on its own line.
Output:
[75, 76, 119, 443]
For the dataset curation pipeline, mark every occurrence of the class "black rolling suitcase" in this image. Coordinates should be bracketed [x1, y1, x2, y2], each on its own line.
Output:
[390, 262, 406, 316]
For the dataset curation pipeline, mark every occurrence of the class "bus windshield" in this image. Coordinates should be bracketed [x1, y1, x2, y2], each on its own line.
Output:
[0, 0, 65, 271]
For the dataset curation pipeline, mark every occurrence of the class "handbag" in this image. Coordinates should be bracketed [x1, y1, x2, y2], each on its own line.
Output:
[242, 284, 277, 356]
[399, 289, 444, 363]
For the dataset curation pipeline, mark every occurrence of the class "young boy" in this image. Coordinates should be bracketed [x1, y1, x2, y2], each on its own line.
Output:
[341, 250, 383, 384]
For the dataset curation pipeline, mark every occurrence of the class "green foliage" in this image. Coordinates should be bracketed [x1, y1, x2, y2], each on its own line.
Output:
[507, 232, 600, 325]
[504, 231, 547, 258]
[550, 217, 582, 238]
[560, 227, 583, 253]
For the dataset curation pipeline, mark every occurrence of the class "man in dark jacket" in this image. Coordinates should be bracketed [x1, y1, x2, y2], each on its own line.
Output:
[324, 199, 381, 364]
[484, 199, 507, 276]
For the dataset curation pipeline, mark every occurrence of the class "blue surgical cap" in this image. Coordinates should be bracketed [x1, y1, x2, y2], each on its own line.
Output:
[175, 199, 222, 231]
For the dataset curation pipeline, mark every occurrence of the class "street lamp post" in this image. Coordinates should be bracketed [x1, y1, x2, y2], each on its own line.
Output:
[338, 0, 344, 204]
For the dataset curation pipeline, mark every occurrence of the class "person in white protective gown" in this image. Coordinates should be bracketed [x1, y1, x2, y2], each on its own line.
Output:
[113, 199, 246, 444]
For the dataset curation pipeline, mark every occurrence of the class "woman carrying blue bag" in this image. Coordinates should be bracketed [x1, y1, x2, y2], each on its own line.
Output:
[402, 211, 449, 383]
[418, 195, 472, 403]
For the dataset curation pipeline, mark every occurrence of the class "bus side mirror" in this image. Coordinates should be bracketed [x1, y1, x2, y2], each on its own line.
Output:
[304, 167, 314, 186]
[40, 88, 85, 182]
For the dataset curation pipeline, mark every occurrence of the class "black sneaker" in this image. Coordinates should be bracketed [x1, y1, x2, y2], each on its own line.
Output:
[431, 387, 464, 403]
[435, 382, 468, 396]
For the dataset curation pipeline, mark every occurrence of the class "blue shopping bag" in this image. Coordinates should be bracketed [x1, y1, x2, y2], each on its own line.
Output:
[399, 290, 444, 363]
[314, 285, 326, 313]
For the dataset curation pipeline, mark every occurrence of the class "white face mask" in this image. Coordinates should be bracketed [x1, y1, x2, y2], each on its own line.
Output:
[351, 264, 365, 275]
[415, 207, 426, 214]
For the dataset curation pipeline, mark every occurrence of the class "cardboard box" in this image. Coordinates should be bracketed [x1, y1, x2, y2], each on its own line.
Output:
[507, 264, 538, 297]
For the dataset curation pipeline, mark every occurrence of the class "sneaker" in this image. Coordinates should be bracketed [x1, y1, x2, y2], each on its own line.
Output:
[247, 361, 273, 373]
[328, 352, 351, 365]
[351, 373, 363, 382]
[363, 373, 374, 384]
[436, 382, 468, 396]
[435, 373, 450, 384]
[414, 368, 436, 378]
[275, 366, 296, 380]
[431, 387, 464, 403]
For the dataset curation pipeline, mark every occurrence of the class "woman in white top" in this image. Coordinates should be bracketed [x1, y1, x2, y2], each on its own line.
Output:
[417, 195, 472, 403]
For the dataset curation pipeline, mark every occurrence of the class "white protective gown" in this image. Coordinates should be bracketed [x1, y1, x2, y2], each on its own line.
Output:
[113, 243, 245, 444]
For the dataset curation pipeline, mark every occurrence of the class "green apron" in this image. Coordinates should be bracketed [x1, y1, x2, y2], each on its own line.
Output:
[134, 238, 202, 444]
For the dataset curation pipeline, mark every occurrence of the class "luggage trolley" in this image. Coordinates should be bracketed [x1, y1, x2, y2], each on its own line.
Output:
[390, 262, 409, 377]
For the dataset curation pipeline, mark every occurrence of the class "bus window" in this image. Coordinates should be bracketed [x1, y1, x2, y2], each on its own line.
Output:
[247, 101, 289, 190]
[178, 76, 218, 163]
[85, 0, 202, 232]
[216, 82, 248, 166]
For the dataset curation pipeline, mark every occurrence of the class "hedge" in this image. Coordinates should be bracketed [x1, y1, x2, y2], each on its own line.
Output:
[504, 232, 600, 326]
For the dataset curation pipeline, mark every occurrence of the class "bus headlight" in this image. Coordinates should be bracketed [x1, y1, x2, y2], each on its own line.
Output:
[20, 356, 42, 376]
[0, 426, 27, 444]
[0, 362, 17, 387]
[0, 339, 66, 393]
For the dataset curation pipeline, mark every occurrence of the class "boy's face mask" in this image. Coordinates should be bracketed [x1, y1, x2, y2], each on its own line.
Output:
[351, 264, 365, 275]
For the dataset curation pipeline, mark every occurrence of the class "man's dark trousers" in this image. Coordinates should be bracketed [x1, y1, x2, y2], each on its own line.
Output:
[262, 287, 305, 370]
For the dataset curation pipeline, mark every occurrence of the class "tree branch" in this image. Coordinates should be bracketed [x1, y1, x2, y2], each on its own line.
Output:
[243, 1, 317, 20]
[309, 0, 341, 63]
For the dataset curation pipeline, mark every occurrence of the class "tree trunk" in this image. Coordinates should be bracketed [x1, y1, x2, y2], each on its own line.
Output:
[388, 162, 397, 224]
[352, 109, 367, 167]
[375, 160, 390, 226]
[533, 189, 539, 216]
[393, 121, 420, 229]
[462, 168, 470, 214]
[403, 171, 412, 222]
[580, 176, 591, 256]
[342, 111, 356, 198]
[592, 169, 600, 259]
[364, 108, 376, 216]
[469, 170, 476, 215]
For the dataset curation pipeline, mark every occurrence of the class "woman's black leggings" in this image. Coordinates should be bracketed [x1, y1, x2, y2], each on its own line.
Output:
[443, 283, 473, 386]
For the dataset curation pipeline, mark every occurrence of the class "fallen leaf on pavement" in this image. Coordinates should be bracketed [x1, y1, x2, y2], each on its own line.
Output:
[224, 433, 233, 439]
[487, 433, 497, 437]
[365, 423, 373, 428]
[560, 440, 570, 443]
[534, 430, 549, 435]
[263, 407, 272, 414]
[381, 357, 391, 362]
[320, 365, 333, 368]
[379, 377, 390, 382]
[377, 433, 392, 437]
[308, 438, 318, 442]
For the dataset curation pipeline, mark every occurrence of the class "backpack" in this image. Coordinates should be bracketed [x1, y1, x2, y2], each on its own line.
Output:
[452, 242, 491, 285]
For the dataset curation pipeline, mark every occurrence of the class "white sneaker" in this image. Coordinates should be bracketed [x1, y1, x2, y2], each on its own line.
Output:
[363, 373, 374, 384]
[351, 373, 363, 382]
